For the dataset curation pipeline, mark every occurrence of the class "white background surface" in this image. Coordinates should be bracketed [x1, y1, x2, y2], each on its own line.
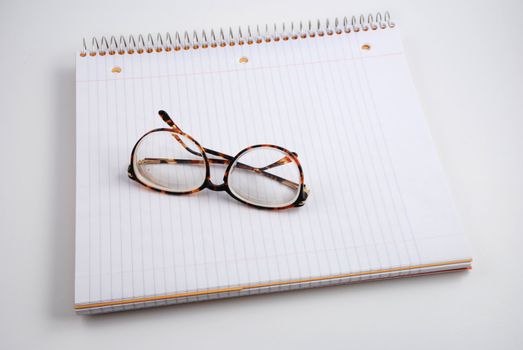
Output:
[0, 0, 521, 348]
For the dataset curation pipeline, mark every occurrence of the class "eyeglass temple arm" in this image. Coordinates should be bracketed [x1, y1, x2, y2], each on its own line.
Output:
[139, 155, 310, 205]
[203, 147, 298, 170]
[140, 158, 229, 165]
[159, 110, 216, 159]
[258, 153, 298, 171]
[159, 110, 183, 132]
[159, 110, 296, 169]
[156, 110, 302, 191]
[159, 111, 297, 167]
[200, 147, 300, 189]
[139, 156, 300, 190]
[159, 110, 199, 157]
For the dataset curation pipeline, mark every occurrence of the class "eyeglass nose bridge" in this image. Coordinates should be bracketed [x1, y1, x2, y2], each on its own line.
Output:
[205, 179, 228, 192]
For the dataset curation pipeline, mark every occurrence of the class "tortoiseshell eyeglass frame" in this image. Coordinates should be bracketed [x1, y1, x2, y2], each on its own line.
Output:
[127, 110, 309, 210]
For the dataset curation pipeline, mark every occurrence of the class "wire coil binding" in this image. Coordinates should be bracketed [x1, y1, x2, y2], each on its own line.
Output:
[80, 12, 394, 57]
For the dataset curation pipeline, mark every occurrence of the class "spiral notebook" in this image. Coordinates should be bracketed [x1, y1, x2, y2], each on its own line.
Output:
[75, 12, 472, 314]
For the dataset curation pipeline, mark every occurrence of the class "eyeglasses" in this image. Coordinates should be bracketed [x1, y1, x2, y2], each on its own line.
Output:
[128, 110, 309, 210]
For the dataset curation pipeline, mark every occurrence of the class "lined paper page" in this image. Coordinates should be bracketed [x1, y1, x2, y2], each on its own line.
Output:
[75, 28, 470, 306]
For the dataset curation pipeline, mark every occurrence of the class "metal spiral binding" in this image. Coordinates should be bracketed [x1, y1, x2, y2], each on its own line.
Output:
[80, 11, 394, 57]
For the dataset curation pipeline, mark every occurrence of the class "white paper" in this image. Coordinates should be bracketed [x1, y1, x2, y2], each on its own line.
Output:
[75, 27, 471, 308]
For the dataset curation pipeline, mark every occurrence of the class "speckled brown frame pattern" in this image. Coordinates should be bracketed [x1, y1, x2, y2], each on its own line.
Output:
[128, 110, 309, 209]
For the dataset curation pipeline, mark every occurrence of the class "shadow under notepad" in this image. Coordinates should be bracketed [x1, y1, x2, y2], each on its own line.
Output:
[48, 66, 76, 318]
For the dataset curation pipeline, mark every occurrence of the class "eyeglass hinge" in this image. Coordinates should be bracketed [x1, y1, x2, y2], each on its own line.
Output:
[127, 164, 136, 180]
[296, 185, 309, 206]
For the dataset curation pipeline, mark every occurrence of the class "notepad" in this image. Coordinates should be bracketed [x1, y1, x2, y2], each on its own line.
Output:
[75, 12, 472, 314]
